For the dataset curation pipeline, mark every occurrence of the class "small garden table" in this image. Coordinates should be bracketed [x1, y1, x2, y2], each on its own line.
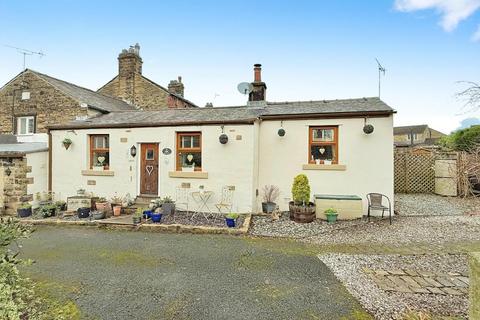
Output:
[191, 191, 214, 220]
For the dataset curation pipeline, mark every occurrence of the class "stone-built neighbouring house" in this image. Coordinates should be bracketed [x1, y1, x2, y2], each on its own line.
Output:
[0, 43, 198, 215]
[394, 124, 446, 147]
[97, 44, 197, 110]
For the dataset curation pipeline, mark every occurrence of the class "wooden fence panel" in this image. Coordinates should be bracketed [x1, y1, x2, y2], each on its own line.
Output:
[394, 151, 436, 193]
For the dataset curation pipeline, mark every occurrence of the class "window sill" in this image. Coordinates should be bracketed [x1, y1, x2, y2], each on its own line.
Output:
[302, 164, 346, 171]
[169, 171, 208, 179]
[81, 170, 115, 176]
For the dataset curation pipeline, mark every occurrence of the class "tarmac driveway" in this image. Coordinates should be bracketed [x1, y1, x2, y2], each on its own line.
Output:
[19, 226, 368, 320]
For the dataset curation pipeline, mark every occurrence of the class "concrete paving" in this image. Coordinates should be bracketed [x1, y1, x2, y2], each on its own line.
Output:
[18, 226, 369, 320]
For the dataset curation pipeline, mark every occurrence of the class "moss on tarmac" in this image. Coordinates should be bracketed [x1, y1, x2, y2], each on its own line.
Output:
[18, 226, 372, 320]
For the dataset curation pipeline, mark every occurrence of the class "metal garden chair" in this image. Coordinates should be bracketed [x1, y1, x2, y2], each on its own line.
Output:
[175, 186, 190, 218]
[366, 193, 392, 225]
[215, 186, 235, 218]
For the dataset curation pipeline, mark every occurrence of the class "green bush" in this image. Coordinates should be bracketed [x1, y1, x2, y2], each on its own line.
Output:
[0, 218, 38, 319]
[440, 125, 480, 151]
[291, 174, 311, 205]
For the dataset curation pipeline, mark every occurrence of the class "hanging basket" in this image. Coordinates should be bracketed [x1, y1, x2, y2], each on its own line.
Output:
[278, 128, 286, 137]
[219, 134, 228, 144]
[62, 139, 72, 150]
[363, 124, 374, 134]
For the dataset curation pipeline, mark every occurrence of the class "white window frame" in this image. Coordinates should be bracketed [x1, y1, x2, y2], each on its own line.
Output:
[16, 116, 35, 135]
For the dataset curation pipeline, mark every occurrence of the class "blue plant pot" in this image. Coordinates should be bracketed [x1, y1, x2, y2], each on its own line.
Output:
[225, 218, 236, 228]
[143, 210, 152, 219]
[151, 213, 162, 223]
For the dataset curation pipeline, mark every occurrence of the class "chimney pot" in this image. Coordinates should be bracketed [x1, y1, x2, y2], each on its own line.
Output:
[254, 64, 262, 82]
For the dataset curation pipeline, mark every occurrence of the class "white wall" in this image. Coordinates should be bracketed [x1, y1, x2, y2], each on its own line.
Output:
[50, 115, 394, 215]
[51, 124, 256, 213]
[257, 116, 394, 214]
[17, 133, 48, 143]
[26, 151, 48, 198]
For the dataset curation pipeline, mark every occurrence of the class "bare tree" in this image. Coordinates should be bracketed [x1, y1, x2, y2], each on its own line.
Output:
[457, 81, 480, 113]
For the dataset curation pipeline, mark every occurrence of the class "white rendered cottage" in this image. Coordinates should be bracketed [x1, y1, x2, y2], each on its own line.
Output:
[48, 96, 395, 214]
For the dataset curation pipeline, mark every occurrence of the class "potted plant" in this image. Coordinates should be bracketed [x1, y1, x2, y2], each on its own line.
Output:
[95, 197, 109, 212]
[62, 138, 72, 150]
[289, 174, 316, 223]
[39, 204, 56, 218]
[225, 213, 239, 228]
[151, 208, 163, 223]
[92, 211, 106, 220]
[161, 196, 175, 215]
[324, 208, 338, 224]
[17, 203, 32, 218]
[77, 207, 90, 218]
[261, 185, 280, 214]
[143, 208, 152, 220]
[133, 208, 142, 224]
[110, 195, 123, 209]
[113, 205, 122, 216]
[55, 200, 67, 211]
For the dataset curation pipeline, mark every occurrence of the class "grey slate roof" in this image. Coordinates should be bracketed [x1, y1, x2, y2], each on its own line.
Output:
[49, 97, 394, 129]
[394, 125, 428, 135]
[0, 142, 48, 155]
[28, 69, 137, 113]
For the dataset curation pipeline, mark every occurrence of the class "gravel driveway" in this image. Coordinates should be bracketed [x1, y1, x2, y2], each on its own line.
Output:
[18, 226, 368, 320]
[395, 193, 480, 216]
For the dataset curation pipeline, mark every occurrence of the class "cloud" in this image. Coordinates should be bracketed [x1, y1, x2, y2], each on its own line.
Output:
[395, 0, 480, 32]
[473, 24, 480, 41]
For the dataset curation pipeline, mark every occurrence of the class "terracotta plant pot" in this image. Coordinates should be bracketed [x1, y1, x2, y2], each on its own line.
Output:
[290, 202, 316, 223]
[96, 202, 110, 212]
[113, 206, 122, 216]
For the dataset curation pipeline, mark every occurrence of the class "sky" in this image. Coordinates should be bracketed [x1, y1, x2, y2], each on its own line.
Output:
[1, 0, 479, 133]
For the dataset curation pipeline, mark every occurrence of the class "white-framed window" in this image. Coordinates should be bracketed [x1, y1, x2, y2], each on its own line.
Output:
[16, 116, 35, 135]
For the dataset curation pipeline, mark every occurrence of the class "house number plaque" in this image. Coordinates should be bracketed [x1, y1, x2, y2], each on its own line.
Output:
[162, 148, 172, 155]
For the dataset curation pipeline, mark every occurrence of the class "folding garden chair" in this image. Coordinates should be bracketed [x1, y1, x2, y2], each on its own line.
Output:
[215, 186, 235, 217]
[175, 186, 190, 218]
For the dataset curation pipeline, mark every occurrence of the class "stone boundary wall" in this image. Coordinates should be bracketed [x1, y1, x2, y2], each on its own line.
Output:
[0, 155, 30, 215]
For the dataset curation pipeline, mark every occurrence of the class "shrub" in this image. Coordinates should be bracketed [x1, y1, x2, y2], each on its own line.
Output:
[324, 208, 337, 215]
[439, 125, 480, 151]
[261, 185, 280, 203]
[225, 213, 239, 219]
[291, 174, 311, 205]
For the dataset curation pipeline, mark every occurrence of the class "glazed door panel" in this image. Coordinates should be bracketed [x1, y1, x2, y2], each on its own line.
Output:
[140, 143, 159, 195]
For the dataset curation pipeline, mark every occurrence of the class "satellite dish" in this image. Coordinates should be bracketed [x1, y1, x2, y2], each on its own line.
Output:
[237, 82, 253, 95]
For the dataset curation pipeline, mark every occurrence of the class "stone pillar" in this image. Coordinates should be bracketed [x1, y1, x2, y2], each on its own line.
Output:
[0, 155, 30, 216]
[470, 252, 480, 319]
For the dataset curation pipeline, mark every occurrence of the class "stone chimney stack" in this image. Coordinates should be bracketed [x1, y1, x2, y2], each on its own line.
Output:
[118, 43, 142, 104]
[168, 76, 185, 97]
[248, 63, 267, 102]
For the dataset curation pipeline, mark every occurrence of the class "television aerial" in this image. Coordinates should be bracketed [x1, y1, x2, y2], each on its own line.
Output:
[4, 44, 45, 70]
[237, 82, 253, 95]
[375, 58, 386, 98]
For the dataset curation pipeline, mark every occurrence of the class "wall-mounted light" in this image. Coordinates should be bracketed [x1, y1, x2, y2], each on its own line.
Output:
[5, 167, 11, 177]
[278, 121, 286, 137]
[130, 145, 137, 157]
[363, 118, 374, 134]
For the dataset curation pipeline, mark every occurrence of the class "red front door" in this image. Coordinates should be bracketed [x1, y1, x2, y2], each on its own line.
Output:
[140, 143, 159, 195]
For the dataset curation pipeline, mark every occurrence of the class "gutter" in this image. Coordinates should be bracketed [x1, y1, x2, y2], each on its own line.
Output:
[259, 110, 395, 121]
[48, 130, 52, 192]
